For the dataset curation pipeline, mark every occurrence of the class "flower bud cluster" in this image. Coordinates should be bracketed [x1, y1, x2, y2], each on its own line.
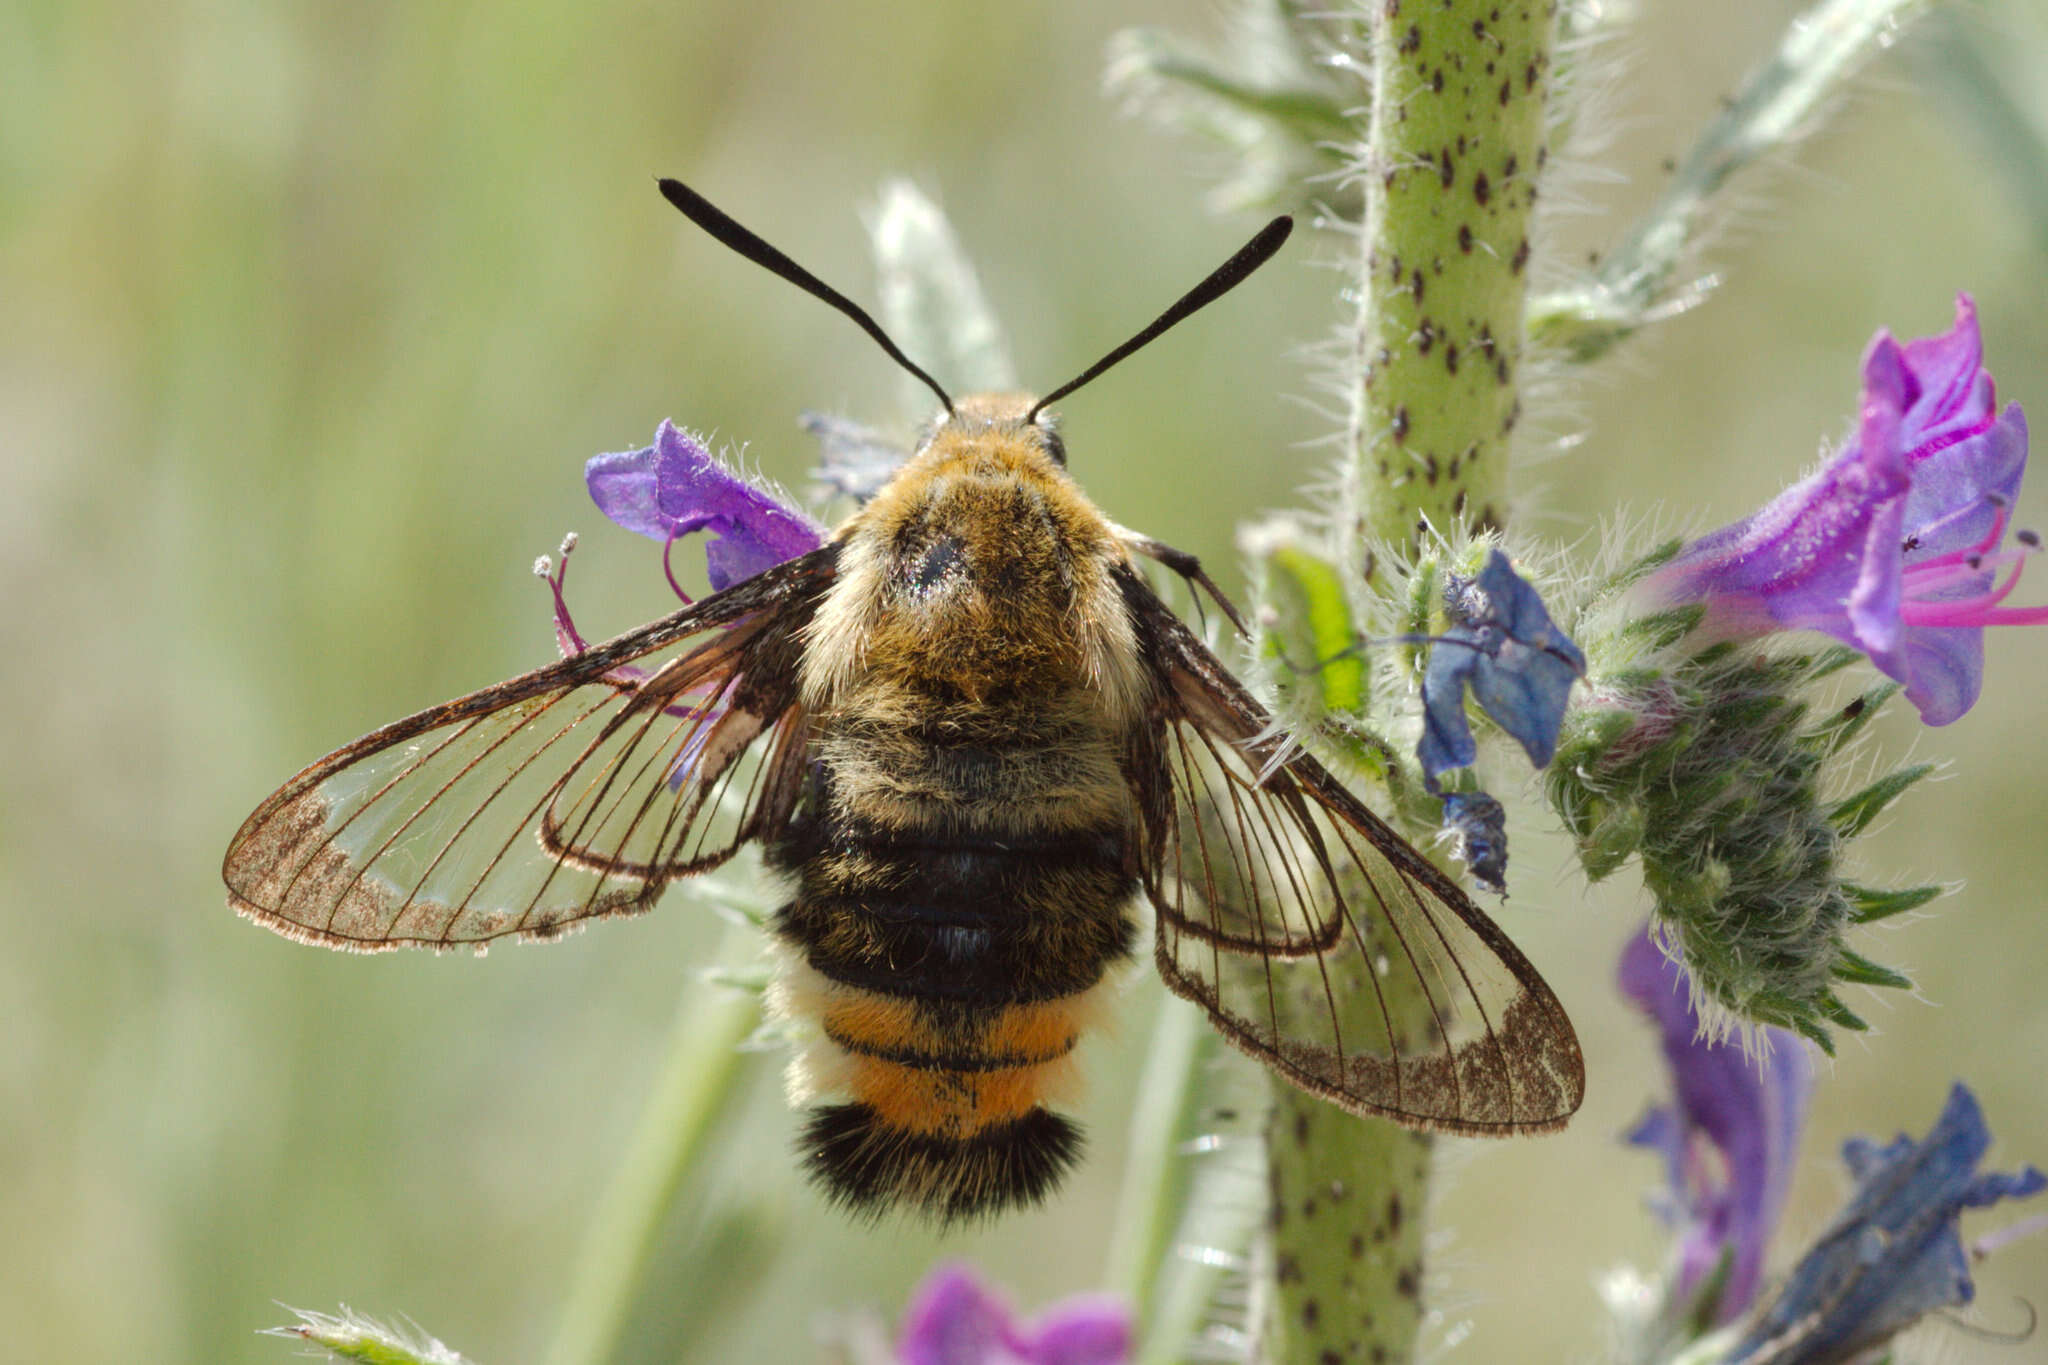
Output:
[1549, 575, 1932, 1048]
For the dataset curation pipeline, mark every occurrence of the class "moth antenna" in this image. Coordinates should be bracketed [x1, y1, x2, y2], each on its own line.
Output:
[657, 178, 954, 415]
[1028, 216, 1293, 422]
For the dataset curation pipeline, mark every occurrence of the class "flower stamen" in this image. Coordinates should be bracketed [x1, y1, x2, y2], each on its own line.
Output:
[1901, 541, 2048, 629]
[540, 532, 591, 656]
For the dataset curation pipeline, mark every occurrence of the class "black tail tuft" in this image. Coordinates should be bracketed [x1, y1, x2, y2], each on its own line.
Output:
[800, 1103, 1084, 1224]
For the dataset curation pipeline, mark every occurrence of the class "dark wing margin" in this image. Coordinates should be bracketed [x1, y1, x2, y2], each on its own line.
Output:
[222, 545, 838, 952]
[1118, 565, 1584, 1135]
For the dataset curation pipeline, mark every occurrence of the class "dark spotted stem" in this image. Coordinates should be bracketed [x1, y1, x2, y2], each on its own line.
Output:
[1339, 1, 1551, 562]
[1261, 4, 1557, 1363]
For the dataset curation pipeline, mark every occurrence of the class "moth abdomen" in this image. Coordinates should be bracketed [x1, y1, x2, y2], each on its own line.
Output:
[766, 675, 1140, 1218]
[781, 973, 1102, 1222]
[800, 1100, 1083, 1223]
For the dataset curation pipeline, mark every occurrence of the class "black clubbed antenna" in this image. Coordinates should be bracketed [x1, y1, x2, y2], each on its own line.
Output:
[658, 178, 954, 414]
[1027, 216, 1293, 422]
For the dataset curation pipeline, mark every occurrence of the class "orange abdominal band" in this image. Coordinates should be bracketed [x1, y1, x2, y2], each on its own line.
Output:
[821, 993, 1080, 1138]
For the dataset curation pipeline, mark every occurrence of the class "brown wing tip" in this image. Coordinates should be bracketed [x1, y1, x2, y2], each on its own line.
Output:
[1182, 977, 1585, 1136]
[228, 888, 662, 955]
[228, 893, 412, 954]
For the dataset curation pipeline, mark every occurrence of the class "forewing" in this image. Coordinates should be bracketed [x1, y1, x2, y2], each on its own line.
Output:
[1122, 568, 1583, 1134]
[223, 546, 836, 951]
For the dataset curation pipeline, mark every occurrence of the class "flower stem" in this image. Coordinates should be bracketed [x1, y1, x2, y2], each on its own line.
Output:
[1340, 0, 1554, 563]
[541, 922, 761, 1365]
[1257, 1092, 1433, 1363]
[1263, 3, 1558, 1361]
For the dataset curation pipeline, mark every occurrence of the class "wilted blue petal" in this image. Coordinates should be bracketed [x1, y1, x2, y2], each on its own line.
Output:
[803, 410, 909, 502]
[586, 419, 824, 592]
[1620, 930, 1812, 1323]
[899, 1264, 1130, 1365]
[1648, 296, 2042, 726]
[1417, 550, 1585, 785]
[1730, 1083, 2046, 1365]
[1439, 791, 1508, 895]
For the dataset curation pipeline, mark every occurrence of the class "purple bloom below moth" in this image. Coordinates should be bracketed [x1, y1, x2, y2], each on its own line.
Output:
[586, 419, 824, 595]
[1647, 295, 2039, 726]
[1620, 929, 1812, 1325]
[898, 1265, 1130, 1365]
[1730, 1083, 2045, 1365]
[1416, 549, 1586, 783]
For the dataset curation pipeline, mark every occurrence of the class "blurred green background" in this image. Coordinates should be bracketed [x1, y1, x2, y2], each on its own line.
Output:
[6, 2, 2048, 1361]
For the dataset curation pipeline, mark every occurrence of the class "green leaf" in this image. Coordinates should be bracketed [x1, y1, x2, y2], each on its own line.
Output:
[1845, 881, 1944, 924]
[869, 180, 1016, 423]
[1827, 763, 1935, 837]
[1803, 682, 1901, 756]
[1792, 1013, 1839, 1055]
[1831, 948, 1913, 990]
[1804, 644, 1868, 680]
[1260, 542, 1369, 715]
[1618, 603, 1707, 651]
[1528, 0, 1940, 361]
[1816, 991, 1869, 1033]
[700, 964, 772, 995]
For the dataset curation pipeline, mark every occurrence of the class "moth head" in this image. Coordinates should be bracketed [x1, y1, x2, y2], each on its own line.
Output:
[916, 392, 1067, 468]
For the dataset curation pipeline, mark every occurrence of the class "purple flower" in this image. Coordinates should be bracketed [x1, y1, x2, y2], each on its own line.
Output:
[1620, 929, 1813, 1324]
[1646, 295, 2038, 725]
[585, 419, 823, 597]
[541, 420, 822, 662]
[898, 1266, 1130, 1365]
[536, 422, 822, 787]
[1730, 1084, 2045, 1365]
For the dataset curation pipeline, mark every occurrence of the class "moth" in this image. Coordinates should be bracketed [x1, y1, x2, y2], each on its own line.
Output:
[223, 181, 1583, 1222]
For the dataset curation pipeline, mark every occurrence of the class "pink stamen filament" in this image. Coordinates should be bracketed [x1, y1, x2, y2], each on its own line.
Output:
[1901, 556, 2048, 627]
[1901, 547, 2030, 597]
[547, 546, 591, 655]
[661, 531, 696, 606]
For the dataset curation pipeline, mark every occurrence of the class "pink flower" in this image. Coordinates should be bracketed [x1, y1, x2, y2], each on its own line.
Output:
[1647, 295, 2037, 724]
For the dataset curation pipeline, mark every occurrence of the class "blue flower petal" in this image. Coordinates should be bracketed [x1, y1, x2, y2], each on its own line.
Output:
[1439, 791, 1508, 895]
[1417, 550, 1584, 785]
[1731, 1084, 2046, 1365]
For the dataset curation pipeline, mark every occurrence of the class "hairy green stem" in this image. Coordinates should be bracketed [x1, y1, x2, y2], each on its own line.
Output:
[542, 922, 762, 1365]
[1262, 4, 1557, 1362]
[1340, 0, 1554, 561]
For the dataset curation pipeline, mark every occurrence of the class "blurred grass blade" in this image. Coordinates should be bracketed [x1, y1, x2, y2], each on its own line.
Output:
[542, 919, 764, 1365]
[1530, 0, 1936, 360]
[868, 180, 1016, 423]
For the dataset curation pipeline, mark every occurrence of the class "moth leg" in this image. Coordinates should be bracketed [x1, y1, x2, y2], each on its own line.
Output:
[1115, 526, 1250, 639]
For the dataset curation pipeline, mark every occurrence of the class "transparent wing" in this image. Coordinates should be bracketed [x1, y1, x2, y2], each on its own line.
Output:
[222, 546, 835, 952]
[1124, 570, 1583, 1134]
